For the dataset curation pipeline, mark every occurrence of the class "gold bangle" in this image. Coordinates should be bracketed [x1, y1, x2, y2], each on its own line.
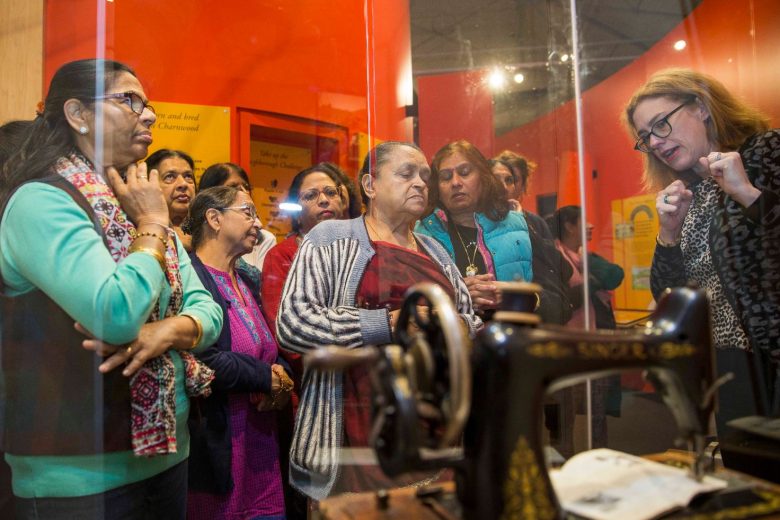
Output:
[129, 246, 166, 271]
[180, 313, 203, 350]
[656, 234, 681, 248]
[135, 230, 168, 248]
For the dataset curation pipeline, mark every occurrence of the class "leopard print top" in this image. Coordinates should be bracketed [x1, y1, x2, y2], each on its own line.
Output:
[681, 178, 749, 349]
[651, 130, 780, 363]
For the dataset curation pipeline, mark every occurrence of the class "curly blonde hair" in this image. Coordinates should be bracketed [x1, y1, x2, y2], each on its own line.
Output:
[623, 68, 770, 191]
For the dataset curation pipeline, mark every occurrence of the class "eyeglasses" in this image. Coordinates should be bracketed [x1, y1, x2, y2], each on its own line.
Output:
[299, 185, 341, 204]
[438, 163, 473, 182]
[94, 92, 155, 116]
[634, 100, 692, 153]
[222, 203, 258, 221]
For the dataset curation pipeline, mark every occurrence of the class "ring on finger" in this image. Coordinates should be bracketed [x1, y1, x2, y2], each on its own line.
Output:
[715, 152, 722, 161]
[663, 194, 670, 204]
[126, 346, 133, 355]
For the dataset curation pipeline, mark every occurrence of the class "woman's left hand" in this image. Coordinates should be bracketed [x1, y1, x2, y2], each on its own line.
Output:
[78, 320, 175, 376]
[700, 151, 761, 207]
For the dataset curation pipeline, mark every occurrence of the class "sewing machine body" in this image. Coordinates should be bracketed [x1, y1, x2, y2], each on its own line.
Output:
[307, 284, 718, 519]
[460, 286, 715, 519]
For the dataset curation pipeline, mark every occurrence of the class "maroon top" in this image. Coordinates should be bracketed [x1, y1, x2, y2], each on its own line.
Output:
[337, 240, 455, 493]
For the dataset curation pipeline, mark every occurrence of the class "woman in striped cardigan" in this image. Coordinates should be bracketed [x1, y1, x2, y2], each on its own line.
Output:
[276, 141, 481, 501]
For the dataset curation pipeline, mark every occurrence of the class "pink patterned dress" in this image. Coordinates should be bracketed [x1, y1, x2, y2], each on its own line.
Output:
[187, 266, 285, 520]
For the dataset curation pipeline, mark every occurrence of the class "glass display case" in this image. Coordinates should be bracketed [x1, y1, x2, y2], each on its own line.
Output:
[1, 0, 778, 517]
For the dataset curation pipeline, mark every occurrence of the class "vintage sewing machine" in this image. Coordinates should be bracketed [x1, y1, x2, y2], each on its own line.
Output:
[308, 282, 774, 519]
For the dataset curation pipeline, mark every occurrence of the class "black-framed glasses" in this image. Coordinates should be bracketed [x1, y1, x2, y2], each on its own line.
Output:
[634, 100, 692, 153]
[221, 203, 258, 221]
[299, 185, 341, 204]
[94, 92, 155, 116]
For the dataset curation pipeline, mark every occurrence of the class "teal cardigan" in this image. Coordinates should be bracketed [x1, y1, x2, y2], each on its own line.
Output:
[415, 208, 533, 282]
[0, 181, 222, 498]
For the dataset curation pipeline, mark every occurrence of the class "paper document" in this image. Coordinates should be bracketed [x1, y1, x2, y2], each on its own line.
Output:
[550, 449, 726, 520]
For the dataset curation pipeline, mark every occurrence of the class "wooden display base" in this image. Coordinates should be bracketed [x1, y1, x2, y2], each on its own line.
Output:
[319, 451, 780, 519]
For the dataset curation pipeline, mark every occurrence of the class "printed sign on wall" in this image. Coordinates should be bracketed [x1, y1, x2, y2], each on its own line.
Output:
[147, 101, 231, 180]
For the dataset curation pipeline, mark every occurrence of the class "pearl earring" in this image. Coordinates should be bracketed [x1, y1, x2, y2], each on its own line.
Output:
[79, 126, 88, 135]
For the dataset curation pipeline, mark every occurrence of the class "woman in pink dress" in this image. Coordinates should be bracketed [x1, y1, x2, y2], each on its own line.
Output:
[184, 186, 294, 520]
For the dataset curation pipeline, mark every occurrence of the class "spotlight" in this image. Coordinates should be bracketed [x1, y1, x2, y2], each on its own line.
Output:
[560, 53, 570, 63]
[279, 202, 302, 212]
[488, 69, 506, 90]
[673, 40, 687, 51]
[513, 73, 525, 84]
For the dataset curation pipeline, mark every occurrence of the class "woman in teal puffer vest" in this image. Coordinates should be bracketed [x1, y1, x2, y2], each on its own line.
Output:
[415, 140, 532, 312]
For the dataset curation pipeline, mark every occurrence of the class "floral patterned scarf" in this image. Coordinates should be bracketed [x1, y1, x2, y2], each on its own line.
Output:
[54, 153, 214, 456]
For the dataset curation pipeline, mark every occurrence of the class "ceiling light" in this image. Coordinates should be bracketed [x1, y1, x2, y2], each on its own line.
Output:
[560, 53, 570, 63]
[513, 73, 525, 84]
[488, 69, 506, 90]
[673, 39, 687, 51]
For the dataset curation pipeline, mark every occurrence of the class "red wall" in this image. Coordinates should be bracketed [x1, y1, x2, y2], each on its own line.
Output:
[44, 0, 413, 168]
[494, 0, 780, 256]
[417, 70, 494, 159]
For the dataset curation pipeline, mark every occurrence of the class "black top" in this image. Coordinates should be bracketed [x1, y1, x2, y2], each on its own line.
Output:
[448, 219, 487, 277]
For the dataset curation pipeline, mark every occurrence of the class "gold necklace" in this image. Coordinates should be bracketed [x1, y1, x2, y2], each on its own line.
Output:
[366, 216, 417, 251]
[453, 223, 479, 277]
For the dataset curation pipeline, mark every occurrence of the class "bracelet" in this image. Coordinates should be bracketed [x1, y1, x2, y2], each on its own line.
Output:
[135, 230, 168, 248]
[129, 245, 166, 271]
[271, 365, 294, 393]
[180, 313, 203, 349]
[656, 234, 681, 248]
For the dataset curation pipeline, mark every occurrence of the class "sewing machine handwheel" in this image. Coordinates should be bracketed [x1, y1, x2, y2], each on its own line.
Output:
[392, 283, 471, 448]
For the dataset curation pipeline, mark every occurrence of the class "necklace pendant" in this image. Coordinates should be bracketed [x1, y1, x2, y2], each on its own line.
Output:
[465, 264, 478, 277]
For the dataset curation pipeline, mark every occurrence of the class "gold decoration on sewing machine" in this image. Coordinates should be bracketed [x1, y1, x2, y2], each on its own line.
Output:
[658, 342, 696, 359]
[526, 342, 572, 359]
[576, 341, 649, 360]
[502, 435, 556, 520]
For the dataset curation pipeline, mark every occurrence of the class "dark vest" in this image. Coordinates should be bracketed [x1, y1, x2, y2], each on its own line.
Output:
[0, 175, 132, 455]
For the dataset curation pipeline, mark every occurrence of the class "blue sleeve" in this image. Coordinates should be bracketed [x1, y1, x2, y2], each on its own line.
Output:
[1, 183, 165, 345]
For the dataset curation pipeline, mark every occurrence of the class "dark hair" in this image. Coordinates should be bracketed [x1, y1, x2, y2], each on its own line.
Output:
[358, 141, 424, 206]
[494, 150, 537, 196]
[428, 140, 510, 221]
[546, 205, 581, 240]
[146, 149, 195, 174]
[286, 163, 346, 233]
[199, 162, 251, 192]
[1, 59, 136, 201]
[183, 186, 241, 250]
[0, 120, 34, 171]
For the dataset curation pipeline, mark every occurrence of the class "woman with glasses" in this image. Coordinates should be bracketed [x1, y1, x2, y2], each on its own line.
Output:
[276, 142, 480, 500]
[146, 149, 196, 249]
[415, 140, 533, 315]
[261, 163, 347, 337]
[183, 186, 293, 520]
[198, 162, 278, 273]
[0, 59, 222, 518]
[624, 68, 780, 434]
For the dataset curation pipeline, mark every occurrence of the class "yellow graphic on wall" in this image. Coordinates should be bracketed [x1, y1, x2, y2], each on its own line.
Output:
[612, 193, 659, 323]
[248, 141, 312, 240]
[147, 101, 230, 180]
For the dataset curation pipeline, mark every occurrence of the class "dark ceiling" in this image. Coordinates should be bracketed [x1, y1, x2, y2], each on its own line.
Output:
[410, 0, 702, 133]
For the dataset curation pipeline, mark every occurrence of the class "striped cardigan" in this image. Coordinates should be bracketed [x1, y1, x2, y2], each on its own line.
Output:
[276, 216, 480, 499]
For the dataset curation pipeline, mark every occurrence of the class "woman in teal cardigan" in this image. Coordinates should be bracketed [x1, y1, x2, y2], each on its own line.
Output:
[415, 140, 533, 313]
[0, 59, 222, 519]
